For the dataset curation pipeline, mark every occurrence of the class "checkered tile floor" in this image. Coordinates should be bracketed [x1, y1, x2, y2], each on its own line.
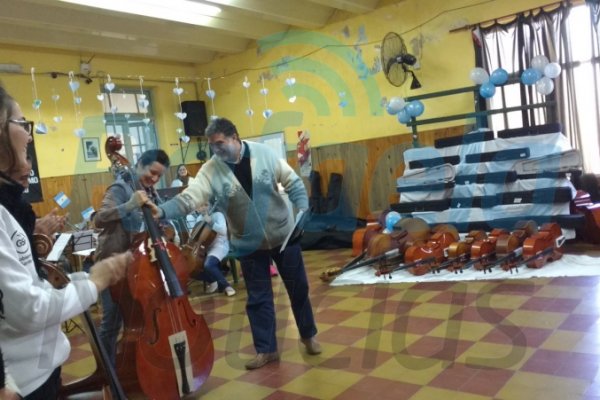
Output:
[62, 245, 600, 399]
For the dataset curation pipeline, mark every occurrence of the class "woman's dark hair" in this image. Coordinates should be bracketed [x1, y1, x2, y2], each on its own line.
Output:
[137, 149, 170, 168]
[176, 163, 189, 185]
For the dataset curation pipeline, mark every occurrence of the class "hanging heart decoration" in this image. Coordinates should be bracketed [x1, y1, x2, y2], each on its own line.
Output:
[260, 75, 273, 119]
[74, 128, 86, 138]
[35, 122, 48, 135]
[242, 76, 254, 132]
[51, 90, 62, 125]
[286, 74, 297, 103]
[96, 93, 105, 101]
[69, 81, 80, 92]
[30, 68, 47, 133]
[173, 77, 187, 140]
[205, 77, 218, 120]
[104, 75, 115, 92]
[68, 71, 84, 136]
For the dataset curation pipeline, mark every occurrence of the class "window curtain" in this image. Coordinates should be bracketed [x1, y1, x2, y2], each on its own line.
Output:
[476, 3, 600, 173]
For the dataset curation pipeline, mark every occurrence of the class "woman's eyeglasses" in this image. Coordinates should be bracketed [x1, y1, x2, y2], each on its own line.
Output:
[8, 119, 34, 135]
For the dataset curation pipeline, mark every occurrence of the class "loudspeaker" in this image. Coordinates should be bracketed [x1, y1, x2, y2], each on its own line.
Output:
[181, 100, 208, 136]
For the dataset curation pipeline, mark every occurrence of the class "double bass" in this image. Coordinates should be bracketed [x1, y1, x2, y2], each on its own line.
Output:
[105, 137, 214, 399]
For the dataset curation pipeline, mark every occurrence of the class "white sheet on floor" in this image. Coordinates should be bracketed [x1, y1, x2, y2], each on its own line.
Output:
[329, 254, 600, 286]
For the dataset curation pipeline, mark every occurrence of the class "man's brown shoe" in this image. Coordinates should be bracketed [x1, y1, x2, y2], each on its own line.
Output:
[245, 352, 280, 370]
[301, 337, 322, 355]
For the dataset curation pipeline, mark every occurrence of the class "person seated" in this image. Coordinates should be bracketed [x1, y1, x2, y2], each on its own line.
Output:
[191, 203, 236, 296]
[170, 164, 189, 188]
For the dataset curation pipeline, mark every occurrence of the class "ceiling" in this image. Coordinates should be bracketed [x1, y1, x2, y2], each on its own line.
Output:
[0, 0, 385, 65]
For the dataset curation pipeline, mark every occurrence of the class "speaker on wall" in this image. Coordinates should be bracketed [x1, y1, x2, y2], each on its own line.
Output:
[181, 100, 208, 136]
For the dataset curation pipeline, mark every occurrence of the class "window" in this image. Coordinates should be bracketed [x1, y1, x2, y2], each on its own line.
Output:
[102, 89, 158, 163]
[481, 4, 600, 173]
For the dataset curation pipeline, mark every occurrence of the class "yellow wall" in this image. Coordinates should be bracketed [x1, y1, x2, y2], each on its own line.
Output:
[0, 0, 555, 178]
[196, 0, 556, 149]
[0, 46, 200, 178]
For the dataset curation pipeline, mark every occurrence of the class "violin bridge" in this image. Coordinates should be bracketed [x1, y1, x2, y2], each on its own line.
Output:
[169, 331, 195, 396]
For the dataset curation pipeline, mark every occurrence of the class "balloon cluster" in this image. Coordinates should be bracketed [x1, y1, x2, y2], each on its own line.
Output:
[469, 67, 508, 99]
[470, 56, 562, 99]
[520, 55, 561, 95]
[385, 96, 425, 125]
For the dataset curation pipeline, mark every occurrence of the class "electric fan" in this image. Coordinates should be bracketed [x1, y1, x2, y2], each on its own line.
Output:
[381, 32, 420, 88]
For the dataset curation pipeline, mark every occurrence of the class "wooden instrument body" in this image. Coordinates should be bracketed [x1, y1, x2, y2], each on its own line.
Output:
[351, 223, 381, 256]
[444, 230, 487, 272]
[496, 221, 538, 272]
[522, 223, 564, 268]
[181, 218, 217, 276]
[403, 226, 459, 276]
[113, 238, 214, 399]
[104, 136, 214, 399]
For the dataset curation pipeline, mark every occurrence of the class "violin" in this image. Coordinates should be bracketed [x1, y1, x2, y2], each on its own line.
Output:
[522, 223, 565, 268]
[104, 137, 214, 399]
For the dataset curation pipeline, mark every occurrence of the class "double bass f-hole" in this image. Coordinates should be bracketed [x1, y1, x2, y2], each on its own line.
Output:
[104, 136, 214, 399]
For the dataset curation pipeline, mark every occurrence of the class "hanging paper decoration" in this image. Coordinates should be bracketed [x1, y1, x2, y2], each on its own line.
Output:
[259, 75, 272, 119]
[68, 71, 85, 138]
[242, 76, 254, 135]
[205, 77, 218, 121]
[138, 76, 151, 126]
[104, 74, 115, 92]
[286, 74, 297, 103]
[51, 90, 62, 124]
[173, 77, 189, 143]
[30, 68, 47, 134]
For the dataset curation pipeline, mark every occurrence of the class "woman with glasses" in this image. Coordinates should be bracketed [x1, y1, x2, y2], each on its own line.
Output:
[0, 84, 131, 400]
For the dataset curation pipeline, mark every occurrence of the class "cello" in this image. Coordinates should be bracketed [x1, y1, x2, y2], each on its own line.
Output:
[181, 203, 218, 276]
[105, 137, 214, 399]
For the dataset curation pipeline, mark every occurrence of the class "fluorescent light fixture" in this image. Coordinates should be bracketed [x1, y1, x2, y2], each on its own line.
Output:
[58, 0, 221, 26]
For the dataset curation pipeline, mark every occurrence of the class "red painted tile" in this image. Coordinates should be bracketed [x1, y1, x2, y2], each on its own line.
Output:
[337, 376, 420, 400]
[405, 337, 474, 361]
[386, 315, 445, 335]
[451, 306, 512, 324]
[428, 291, 479, 305]
[318, 348, 394, 373]
[318, 325, 369, 346]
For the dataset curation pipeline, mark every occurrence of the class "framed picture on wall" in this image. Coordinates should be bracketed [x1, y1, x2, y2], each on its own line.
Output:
[82, 137, 101, 162]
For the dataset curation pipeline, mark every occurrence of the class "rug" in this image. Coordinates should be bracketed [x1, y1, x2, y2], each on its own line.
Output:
[329, 253, 600, 286]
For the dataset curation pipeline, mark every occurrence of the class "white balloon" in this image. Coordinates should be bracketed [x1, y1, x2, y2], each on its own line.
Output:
[544, 62, 562, 79]
[531, 55, 549, 73]
[387, 97, 406, 114]
[469, 67, 489, 85]
[535, 76, 554, 95]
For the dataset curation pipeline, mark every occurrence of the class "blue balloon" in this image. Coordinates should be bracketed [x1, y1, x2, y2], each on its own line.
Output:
[479, 81, 496, 98]
[405, 100, 424, 117]
[490, 68, 508, 85]
[397, 108, 410, 124]
[521, 68, 542, 85]
[385, 211, 402, 232]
